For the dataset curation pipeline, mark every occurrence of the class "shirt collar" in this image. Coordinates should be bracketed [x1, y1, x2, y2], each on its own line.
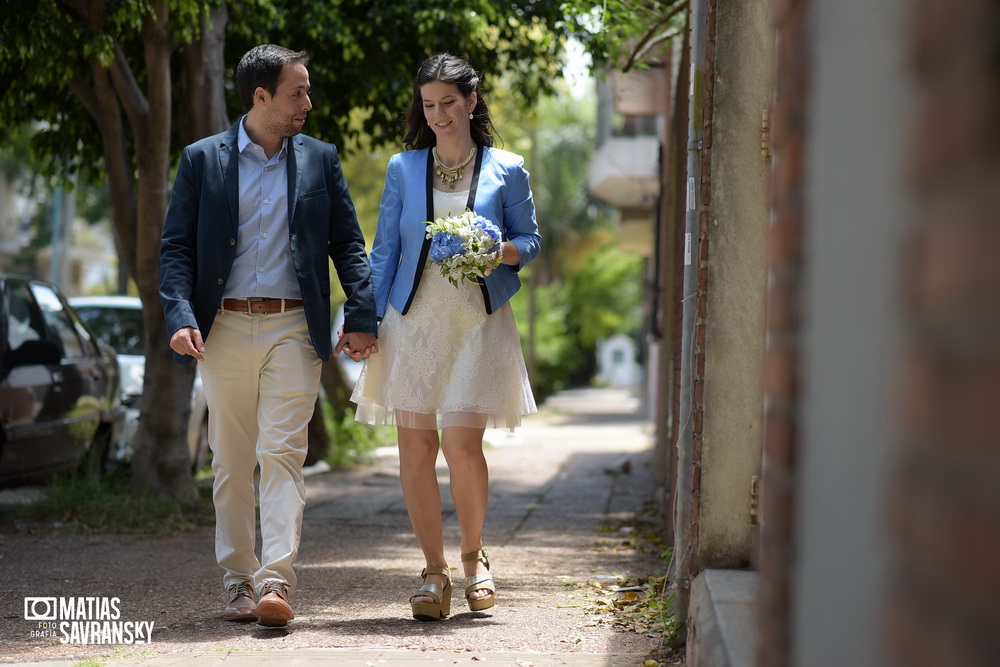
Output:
[237, 115, 288, 157]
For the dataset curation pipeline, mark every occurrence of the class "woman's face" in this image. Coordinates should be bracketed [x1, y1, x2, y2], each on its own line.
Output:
[421, 80, 477, 142]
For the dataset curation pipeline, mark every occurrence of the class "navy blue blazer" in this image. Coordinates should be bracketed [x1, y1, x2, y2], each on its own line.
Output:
[160, 122, 377, 363]
[369, 146, 541, 320]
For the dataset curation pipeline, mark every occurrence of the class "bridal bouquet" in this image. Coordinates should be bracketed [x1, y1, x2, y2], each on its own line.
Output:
[426, 210, 503, 287]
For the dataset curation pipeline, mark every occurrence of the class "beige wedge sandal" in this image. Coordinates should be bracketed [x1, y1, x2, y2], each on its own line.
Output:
[461, 547, 496, 612]
[410, 566, 452, 621]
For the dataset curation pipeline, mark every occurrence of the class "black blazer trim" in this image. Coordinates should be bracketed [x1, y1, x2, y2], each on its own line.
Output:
[222, 137, 240, 236]
[400, 145, 488, 315]
[466, 147, 493, 315]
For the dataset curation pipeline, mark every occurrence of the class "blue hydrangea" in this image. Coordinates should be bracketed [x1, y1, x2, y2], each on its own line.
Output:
[474, 218, 501, 242]
[429, 231, 465, 262]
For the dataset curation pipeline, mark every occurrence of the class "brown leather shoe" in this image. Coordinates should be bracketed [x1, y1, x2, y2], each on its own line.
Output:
[223, 581, 257, 622]
[255, 580, 293, 627]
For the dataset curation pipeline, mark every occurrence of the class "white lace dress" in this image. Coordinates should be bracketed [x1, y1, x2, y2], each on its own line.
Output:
[351, 188, 536, 431]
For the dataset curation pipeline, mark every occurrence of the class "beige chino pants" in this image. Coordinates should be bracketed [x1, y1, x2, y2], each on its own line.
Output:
[200, 307, 322, 597]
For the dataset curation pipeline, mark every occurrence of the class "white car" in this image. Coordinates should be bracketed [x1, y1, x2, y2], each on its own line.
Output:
[69, 296, 210, 471]
[70, 297, 364, 472]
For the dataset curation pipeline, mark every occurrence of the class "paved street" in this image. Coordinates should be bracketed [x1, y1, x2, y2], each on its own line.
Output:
[0, 387, 669, 666]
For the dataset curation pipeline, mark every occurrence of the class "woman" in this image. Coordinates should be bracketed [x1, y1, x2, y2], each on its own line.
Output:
[350, 53, 540, 621]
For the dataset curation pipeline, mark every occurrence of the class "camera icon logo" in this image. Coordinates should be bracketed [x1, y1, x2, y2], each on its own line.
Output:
[24, 597, 57, 621]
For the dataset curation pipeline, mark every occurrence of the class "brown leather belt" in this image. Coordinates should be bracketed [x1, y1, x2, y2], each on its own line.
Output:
[221, 298, 304, 314]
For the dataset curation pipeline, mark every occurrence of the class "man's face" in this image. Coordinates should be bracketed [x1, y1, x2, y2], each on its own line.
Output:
[260, 62, 312, 138]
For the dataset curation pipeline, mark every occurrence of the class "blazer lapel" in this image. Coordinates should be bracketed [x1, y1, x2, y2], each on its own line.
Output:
[401, 148, 434, 315]
[465, 145, 484, 211]
[287, 137, 303, 225]
[466, 146, 491, 313]
[220, 130, 240, 234]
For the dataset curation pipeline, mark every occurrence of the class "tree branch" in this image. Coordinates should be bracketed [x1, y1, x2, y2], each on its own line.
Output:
[68, 75, 100, 123]
[110, 41, 150, 124]
[630, 27, 685, 66]
[87, 59, 138, 281]
[620, 1, 687, 72]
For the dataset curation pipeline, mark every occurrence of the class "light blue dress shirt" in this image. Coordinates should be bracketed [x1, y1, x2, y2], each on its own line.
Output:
[223, 116, 302, 300]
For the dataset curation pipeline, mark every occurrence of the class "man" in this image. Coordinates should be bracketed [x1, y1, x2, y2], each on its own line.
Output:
[160, 44, 378, 627]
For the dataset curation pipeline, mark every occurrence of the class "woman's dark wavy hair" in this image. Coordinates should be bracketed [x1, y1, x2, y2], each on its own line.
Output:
[236, 44, 310, 112]
[403, 53, 498, 150]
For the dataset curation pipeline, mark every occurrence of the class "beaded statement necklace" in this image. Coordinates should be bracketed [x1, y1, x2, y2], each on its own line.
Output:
[432, 145, 477, 189]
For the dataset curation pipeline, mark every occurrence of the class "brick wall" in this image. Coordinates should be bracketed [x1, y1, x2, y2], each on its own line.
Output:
[686, 0, 719, 579]
[889, 0, 1000, 665]
[758, 0, 809, 664]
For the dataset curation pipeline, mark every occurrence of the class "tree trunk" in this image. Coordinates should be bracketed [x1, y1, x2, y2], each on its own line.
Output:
[129, 1, 198, 500]
[180, 4, 231, 145]
[305, 356, 355, 465]
[305, 396, 331, 467]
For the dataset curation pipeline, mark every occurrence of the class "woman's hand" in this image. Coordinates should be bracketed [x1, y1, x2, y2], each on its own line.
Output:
[499, 241, 519, 266]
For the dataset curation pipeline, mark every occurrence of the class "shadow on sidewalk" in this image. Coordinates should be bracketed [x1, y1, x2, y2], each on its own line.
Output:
[0, 386, 667, 663]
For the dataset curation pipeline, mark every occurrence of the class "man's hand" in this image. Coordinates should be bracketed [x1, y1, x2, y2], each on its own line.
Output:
[169, 326, 205, 361]
[335, 329, 378, 361]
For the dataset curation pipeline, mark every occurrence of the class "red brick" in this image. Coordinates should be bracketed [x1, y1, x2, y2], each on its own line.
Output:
[907, 66, 999, 193]
[770, 0, 805, 27]
[886, 587, 976, 667]
[892, 463, 1000, 627]
[908, 200, 1000, 320]
[760, 468, 795, 540]
[910, 0, 994, 80]
[765, 276, 799, 333]
[895, 345, 946, 444]
[756, 527, 794, 609]
[934, 354, 1000, 456]
[763, 410, 797, 470]
[768, 83, 803, 151]
[763, 343, 798, 404]
[771, 128, 805, 201]
[767, 204, 803, 270]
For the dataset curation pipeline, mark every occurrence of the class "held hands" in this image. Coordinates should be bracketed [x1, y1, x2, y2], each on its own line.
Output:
[335, 327, 379, 361]
[170, 326, 206, 361]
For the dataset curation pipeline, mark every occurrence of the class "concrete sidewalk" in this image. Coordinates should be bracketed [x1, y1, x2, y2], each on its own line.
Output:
[1, 387, 670, 666]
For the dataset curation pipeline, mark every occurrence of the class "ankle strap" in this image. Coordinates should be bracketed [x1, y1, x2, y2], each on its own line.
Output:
[460, 547, 490, 569]
[420, 566, 451, 578]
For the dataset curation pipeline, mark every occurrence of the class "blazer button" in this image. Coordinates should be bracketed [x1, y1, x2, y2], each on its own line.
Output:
[217, 278, 224, 285]
[229, 238, 236, 246]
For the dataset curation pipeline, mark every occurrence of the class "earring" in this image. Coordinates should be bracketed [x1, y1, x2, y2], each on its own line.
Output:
[469, 112, 474, 120]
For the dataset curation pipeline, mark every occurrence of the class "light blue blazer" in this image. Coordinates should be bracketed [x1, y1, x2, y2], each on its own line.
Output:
[369, 145, 541, 320]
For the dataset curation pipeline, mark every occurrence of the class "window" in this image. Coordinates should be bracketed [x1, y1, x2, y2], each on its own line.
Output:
[30, 283, 85, 359]
[6, 282, 45, 351]
[75, 307, 144, 356]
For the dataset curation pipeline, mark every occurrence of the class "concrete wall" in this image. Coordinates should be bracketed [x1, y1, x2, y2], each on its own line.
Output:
[792, 0, 910, 664]
[698, 0, 772, 568]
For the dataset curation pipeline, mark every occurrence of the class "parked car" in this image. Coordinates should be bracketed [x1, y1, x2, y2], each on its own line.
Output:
[69, 295, 210, 472]
[0, 274, 124, 487]
[71, 297, 366, 474]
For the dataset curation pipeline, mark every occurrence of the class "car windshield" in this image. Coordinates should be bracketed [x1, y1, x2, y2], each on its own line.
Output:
[75, 307, 144, 356]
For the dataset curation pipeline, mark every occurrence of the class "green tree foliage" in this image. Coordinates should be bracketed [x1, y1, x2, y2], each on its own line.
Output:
[563, 0, 686, 71]
[0, 0, 587, 496]
[511, 241, 643, 398]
